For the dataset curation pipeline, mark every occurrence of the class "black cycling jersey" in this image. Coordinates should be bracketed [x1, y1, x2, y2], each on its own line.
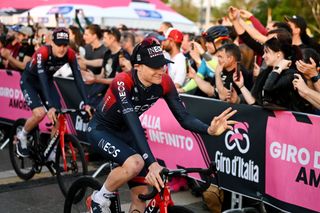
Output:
[92, 69, 209, 167]
[23, 45, 88, 109]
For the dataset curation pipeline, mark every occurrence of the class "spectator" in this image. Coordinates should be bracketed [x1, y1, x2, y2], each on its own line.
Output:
[158, 21, 173, 35]
[1, 25, 21, 69]
[232, 36, 312, 113]
[68, 25, 85, 55]
[121, 31, 136, 55]
[79, 24, 106, 74]
[285, 15, 320, 53]
[0, 26, 34, 72]
[82, 27, 130, 86]
[179, 25, 232, 95]
[214, 43, 253, 101]
[163, 28, 187, 88]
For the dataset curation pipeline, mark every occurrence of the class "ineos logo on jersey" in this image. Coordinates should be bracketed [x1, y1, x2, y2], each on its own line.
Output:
[117, 81, 126, 97]
[134, 104, 152, 113]
[224, 122, 250, 154]
[98, 138, 120, 157]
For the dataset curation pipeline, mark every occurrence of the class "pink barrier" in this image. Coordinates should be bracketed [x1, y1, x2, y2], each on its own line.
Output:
[266, 111, 320, 212]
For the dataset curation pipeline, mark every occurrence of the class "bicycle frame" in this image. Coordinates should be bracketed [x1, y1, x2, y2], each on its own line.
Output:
[57, 113, 77, 172]
[144, 184, 174, 213]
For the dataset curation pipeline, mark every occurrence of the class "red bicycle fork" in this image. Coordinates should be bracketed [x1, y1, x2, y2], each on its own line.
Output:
[145, 184, 174, 213]
[58, 114, 77, 172]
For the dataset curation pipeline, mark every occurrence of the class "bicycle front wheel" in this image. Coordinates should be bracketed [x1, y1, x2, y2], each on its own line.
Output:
[8, 119, 36, 180]
[64, 176, 101, 213]
[56, 134, 88, 197]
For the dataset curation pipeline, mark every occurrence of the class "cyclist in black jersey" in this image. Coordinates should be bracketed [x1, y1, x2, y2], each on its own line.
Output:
[17, 27, 91, 157]
[86, 37, 237, 213]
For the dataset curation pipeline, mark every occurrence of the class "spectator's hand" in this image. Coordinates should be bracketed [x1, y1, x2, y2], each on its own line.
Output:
[193, 41, 205, 56]
[215, 62, 224, 75]
[189, 42, 202, 64]
[226, 87, 239, 104]
[0, 48, 10, 59]
[177, 88, 185, 93]
[239, 9, 253, 20]
[228, 6, 240, 21]
[233, 70, 244, 89]
[295, 58, 319, 80]
[292, 74, 309, 98]
[47, 107, 57, 124]
[81, 70, 96, 84]
[275, 59, 291, 73]
[146, 162, 164, 192]
[187, 65, 197, 79]
[253, 63, 260, 78]
[207, 107, 237, 136]
[119, 57, 132, 72]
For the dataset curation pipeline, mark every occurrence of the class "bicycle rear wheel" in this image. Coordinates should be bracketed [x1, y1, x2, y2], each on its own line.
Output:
[8, 119, 36, 180]
[64, 176, 101, 213]
[56, 134, 88, 197]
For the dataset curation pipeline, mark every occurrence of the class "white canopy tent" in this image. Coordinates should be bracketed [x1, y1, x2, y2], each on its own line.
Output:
[102, 2, 198, 33]
[11, 4, 106, 27]
[8, 2, 198, 33]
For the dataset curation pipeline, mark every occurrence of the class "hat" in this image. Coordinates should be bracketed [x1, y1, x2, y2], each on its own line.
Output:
[284, 15, 307, 31]
[18, 26, 33, 37]
[131, 37, 173, 68]
[145, 32, 166, 42]
[52, 27, 69, 45]
[165, 28, 183, 43]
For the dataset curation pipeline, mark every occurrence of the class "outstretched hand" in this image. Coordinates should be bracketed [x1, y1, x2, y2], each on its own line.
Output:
[207, 107, 237, 136]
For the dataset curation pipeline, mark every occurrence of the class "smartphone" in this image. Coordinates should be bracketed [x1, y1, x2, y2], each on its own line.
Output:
[235, 62, 240, 81]
[191, 43, 194, 50]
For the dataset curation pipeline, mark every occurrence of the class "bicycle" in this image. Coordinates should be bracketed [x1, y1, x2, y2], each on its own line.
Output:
[64, 162, 217, 213]
[9, 108, 89, 197]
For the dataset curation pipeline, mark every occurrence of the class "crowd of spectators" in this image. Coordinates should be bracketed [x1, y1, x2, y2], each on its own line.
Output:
[1, 6, 320, 115]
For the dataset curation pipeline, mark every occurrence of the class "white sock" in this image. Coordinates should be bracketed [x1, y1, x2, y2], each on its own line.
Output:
[94, 185, 113, 204]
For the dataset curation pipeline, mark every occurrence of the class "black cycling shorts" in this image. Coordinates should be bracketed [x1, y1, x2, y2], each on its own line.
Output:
[87, 118, 147, 188]
[20, 71, 61, 110]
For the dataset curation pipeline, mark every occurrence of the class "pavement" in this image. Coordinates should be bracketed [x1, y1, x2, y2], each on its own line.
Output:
[0, 144, 210, 213]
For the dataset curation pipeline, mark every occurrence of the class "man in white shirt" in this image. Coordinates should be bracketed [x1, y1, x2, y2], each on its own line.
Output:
[162, 28, 187, 88]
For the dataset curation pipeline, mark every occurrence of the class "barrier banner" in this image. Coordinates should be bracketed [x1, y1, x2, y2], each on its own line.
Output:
[180, 95, 269, 199]
[265, 111, 320, 212]
[1, 70, 319, 212]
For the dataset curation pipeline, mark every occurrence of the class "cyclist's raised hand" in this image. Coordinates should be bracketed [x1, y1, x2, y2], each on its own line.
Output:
[145, 162, 164, 192]
[47, 107, 57, 124]
[207, 107, 237, 136]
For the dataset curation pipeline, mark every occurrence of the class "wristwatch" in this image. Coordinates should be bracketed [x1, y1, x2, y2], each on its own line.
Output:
[311, 73, 320, 83]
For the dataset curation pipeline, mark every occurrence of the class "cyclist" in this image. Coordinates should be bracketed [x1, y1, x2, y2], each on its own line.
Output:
[86, 37, 237, 213]
[17, 27, 91, 157]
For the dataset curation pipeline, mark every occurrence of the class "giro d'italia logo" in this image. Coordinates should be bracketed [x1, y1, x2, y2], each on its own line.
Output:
[225, 122, 250, 154]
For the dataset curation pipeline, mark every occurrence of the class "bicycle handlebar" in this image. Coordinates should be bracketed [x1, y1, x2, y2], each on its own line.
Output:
[138, 162, 217, 201]
[55, 108, 94, 123]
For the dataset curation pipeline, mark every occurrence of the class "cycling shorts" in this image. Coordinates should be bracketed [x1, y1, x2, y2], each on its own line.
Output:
[87, 117, 147, 188]
[20, 71, 61, 110]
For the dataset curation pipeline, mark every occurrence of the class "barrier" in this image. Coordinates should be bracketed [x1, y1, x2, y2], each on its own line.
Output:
[0, 69, 319, 212]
